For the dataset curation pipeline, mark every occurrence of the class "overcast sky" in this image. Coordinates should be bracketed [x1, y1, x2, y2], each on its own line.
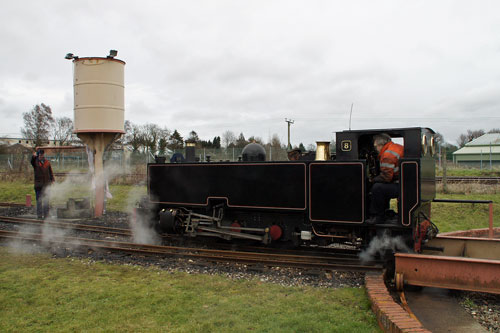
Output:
[1, 0, 499, 146]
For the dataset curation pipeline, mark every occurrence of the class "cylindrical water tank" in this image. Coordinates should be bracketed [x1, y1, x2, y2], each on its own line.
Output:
[73, 57, 125, 133]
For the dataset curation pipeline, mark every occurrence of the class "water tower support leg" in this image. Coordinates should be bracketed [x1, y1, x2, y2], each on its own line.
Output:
[94, 144, 105, 217]
[78, 133, 118, 218]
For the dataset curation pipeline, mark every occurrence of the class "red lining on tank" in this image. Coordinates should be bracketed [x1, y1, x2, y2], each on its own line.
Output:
[308, 162, 365, 224]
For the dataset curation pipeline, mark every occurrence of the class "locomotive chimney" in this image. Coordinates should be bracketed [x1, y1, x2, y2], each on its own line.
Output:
[185, 141, 196, 162]
[315, 141, 331, 161]
[66, 50, 125, 217]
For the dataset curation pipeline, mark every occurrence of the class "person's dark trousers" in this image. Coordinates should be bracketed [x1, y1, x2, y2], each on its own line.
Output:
[35, 187, 49, 219]
[369, 182, 400, 221]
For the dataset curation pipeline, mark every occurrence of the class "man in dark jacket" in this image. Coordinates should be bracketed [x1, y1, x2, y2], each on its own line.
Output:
[31, 149, 54, 219]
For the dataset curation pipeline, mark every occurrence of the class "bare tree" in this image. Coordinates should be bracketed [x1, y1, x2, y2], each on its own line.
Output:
[457, 134, 468, 148]
[222, 130, 236, 148]
[235, 132, 247, 148]
[457, 129, 485, 147]
[270, 134, 282, 148]
[143, 123, 162, 155]
[21, 103, 54, 148]
[126, 123, 144, 152]
[434, 132, 444, 146]
[157, 127, 171, 155]
[117, 120, 132, 146]
[488, 128, 500, 134]
[51, 117, 73, 146]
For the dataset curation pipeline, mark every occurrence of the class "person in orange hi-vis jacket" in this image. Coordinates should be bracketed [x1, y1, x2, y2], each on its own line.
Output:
[366, 133, 404, 224]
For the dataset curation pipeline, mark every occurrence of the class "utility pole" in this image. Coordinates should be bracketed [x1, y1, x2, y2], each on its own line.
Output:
[285, 118, 294, 150]
[349, 103, 353, 130]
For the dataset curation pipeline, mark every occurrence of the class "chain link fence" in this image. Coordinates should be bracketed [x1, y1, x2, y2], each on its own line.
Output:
[0, 146, 290, 182]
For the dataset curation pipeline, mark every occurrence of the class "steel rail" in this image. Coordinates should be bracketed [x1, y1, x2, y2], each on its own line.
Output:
[0, 202, 26, 207]
[0, 230, 382, 272]
[436, 176, 500, 184]
[0, 216, 132, 237]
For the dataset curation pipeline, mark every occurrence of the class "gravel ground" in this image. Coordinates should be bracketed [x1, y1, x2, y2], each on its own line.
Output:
[457, 291, 500, 332]
[1, 206, 499, 330]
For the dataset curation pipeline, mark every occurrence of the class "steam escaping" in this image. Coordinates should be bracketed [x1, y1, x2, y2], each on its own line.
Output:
[125, 187, 160, 245]
[6, 222, 81, 254]
[45, 169, 94, 219]
[6, 224, 41, 254]
[41, 222, 81, 250]
[359, 230, 411, 263]
[45, 154, 133, 218]
[99, 160, 159, 245]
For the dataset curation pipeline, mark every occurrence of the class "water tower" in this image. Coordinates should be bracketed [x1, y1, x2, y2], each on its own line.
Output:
[66, 50, 125, 217]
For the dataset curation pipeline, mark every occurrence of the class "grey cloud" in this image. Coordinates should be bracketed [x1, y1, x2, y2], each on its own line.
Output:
[2, 1, 500, 145]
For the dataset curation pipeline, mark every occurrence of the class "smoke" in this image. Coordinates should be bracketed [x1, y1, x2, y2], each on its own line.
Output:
[359, 230, 411, 264]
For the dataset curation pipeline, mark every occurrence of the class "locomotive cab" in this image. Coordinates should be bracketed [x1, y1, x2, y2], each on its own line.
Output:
[335, 127, 436, 227]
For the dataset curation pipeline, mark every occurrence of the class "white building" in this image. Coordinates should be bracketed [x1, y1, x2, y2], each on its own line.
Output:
[452, 133, 500, 168]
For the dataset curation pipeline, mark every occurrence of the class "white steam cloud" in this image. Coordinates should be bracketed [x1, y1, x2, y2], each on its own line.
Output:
[125, 187, 160, 245]
[45, 169, 94, 218]
[359, 230, 411, 263]
[6, 221, 81, 254]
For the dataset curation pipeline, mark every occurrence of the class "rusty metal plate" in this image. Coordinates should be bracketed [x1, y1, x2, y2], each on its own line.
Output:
[424, 237, 500, 260]
[395, 253, 500, 294]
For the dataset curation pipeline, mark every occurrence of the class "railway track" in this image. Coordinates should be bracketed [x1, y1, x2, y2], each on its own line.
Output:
[436, 176, 500, 184]
[0, 224, 381, 272]
[0, 215, 132, 237]
[0, 202, 27, 208]
[0, 215, 358, 255]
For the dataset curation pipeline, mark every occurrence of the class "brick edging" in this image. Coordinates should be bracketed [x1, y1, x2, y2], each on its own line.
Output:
[365, 272, 431, 332]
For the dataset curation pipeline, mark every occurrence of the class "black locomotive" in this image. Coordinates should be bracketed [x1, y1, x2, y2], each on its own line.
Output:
[144, 127, 436, 251]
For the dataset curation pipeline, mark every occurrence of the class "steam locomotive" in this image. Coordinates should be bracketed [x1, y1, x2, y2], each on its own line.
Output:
[144, 127, 436, 251]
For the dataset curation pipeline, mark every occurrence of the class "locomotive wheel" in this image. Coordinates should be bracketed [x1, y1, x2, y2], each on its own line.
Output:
[395, 272, 404, 291]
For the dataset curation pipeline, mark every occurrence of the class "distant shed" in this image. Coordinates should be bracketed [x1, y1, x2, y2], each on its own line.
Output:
[452, 133, 500, 167]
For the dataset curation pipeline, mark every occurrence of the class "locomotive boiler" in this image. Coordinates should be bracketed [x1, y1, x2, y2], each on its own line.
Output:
[143, 127, 437, 251]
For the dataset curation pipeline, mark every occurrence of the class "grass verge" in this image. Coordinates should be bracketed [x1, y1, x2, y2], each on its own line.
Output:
[0, 181, 146, 213]
[0, 248, 379, 332]
[431, 193, 500, 233]
[436, 166, 500, 177]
